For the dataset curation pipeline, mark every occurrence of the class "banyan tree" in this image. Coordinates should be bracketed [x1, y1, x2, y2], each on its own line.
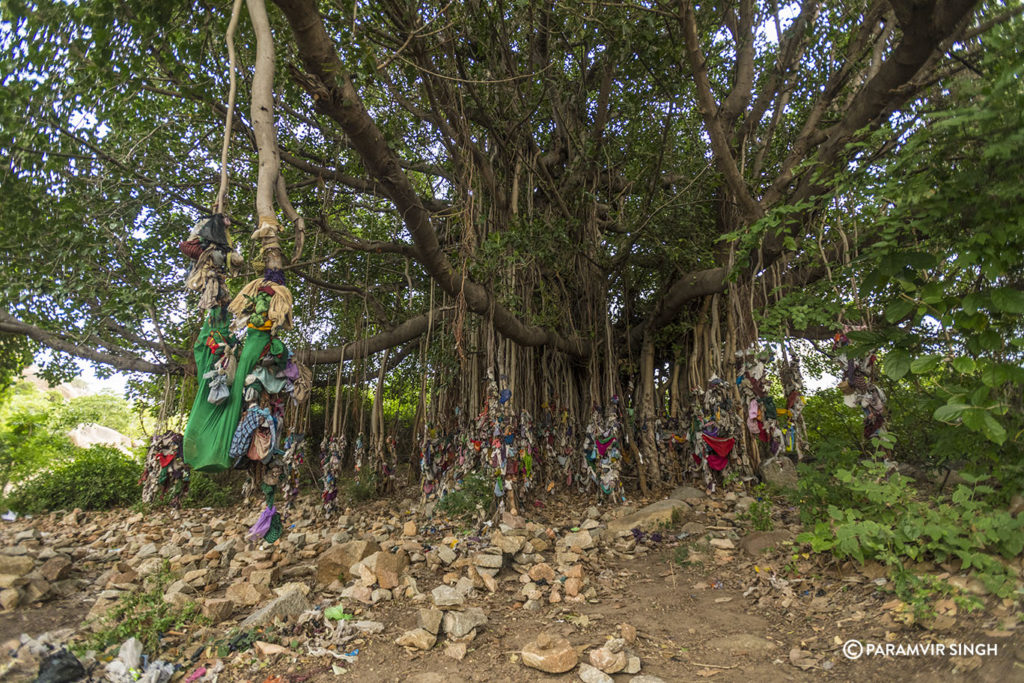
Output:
[2, 0, 1016, 506]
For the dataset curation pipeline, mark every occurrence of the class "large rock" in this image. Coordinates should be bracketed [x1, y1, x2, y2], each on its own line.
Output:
[418, 608, 444, 635]
[361, 550, 409, 590]
[442, 607, 488, 639]
[225, 581, 271, 607]
[395, 628, 436, 651]
[522, 633, 578, 673]
[669, 485, 706, 501]
[0, 588, 20, 611]
[238, 588, 310, 630]
[431, 585, 465, 607]
[608, 499, 687, 532]
[491, 531, 525, 555]
[0, 555, 34, 578]
[316, 539, 380, 585]
[563, 530, 595, 550]
[202, 598, 235, 623]
[39, 556, 72, 582]
[760, 456, 798, 489]
[590, 646, 626, 674]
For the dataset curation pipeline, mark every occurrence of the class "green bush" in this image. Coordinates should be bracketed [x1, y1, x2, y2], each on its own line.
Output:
[435, 472, 494, 519]
[180, 471, 240, 508]
[2, 445, 142, 514]
[80, 561, 206, 655]
[795, 459, 1024, 598]
[346, 468, 379, 502]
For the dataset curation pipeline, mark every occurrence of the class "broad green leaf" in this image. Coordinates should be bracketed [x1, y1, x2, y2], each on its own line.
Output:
[932, 403, 968, 422]
[951, 356, 976, 374]
[990, 288, 1024, 314]
[884, 350, 912, 380]
[910, 354, 941, 374]
[885, 299, 915, 323]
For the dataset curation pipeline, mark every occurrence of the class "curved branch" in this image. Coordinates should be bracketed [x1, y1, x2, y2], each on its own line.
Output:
[0, 312, 184, 375]
[295, 308, 443, 365]
[272, 0, 589, 357]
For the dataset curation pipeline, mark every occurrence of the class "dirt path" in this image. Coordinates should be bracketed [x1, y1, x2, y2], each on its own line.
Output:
[1, 487, 1022, 682]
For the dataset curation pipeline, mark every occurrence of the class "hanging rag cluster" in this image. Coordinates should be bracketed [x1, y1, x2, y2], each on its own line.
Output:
[141, 431, 188, 505]
[181, 215, 244, 309]
[418, 371, 631, 513]
[319, 434, 346, 514]
[736, 351, 786, 458]
[833, 333, 888, 442]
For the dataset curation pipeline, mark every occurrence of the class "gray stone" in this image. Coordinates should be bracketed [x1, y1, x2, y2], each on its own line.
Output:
[563, 530, 595, 550]
[435, 545, 457, 565]
[442, 607, 487, 638]
[135, 543, 158, 559]
[431, 585, 465, 607]
[760, 456, 798, 489]
[669, 486, 706, 500]
[353, 620, 385, 634]
[579, 663, 614, 683]
[608, 499, 687, 532]
[629, 677, 668, 683]
[238, 589, 310, 630]
[625, 655, 641, 674]
[418, 608, 443, 634]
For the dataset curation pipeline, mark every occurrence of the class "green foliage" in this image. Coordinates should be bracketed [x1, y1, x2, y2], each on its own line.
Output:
[435, 473, 494, 519]
[741, 483, 774, 532]
[79, 561, 206, 656]
[0, 380, 148, 489]
[47, 393, 141, 437]
[795, 460, 1024, 599]
[2, 445, 142, 514]
[346, 468, 379, 503]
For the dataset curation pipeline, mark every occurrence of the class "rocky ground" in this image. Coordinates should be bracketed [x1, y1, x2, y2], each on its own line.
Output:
[1, 480, 1022, 682]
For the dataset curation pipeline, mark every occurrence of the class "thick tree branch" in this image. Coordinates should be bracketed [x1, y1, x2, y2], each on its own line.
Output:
[0, 312, 183, 375]
[272, 0, 589, 357]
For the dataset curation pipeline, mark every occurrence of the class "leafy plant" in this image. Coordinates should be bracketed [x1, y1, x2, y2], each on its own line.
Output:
[435, 472, 495, 519]
[2, 445, 142, 514]
[79, 562, 207, 655]
[795, 459, 1024, 598]
[742, 483, 774, 531]
[346, 468, 379, 502]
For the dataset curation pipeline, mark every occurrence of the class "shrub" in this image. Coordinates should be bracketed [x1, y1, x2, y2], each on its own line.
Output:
[795, 459, 1024, 598]
[80, 561, 206, 655]
[180, 471, 240, 508]
[2, 445, 142, 514]
[346, 468, 379, 502]
[435, 472, 494, 519]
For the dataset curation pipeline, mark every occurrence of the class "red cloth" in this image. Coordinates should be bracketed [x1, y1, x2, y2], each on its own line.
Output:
[697, 434, 734, 471]
[787, 390, 800, 410]
[179, 239, 203, 260]
[157, 451, 177, 467]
